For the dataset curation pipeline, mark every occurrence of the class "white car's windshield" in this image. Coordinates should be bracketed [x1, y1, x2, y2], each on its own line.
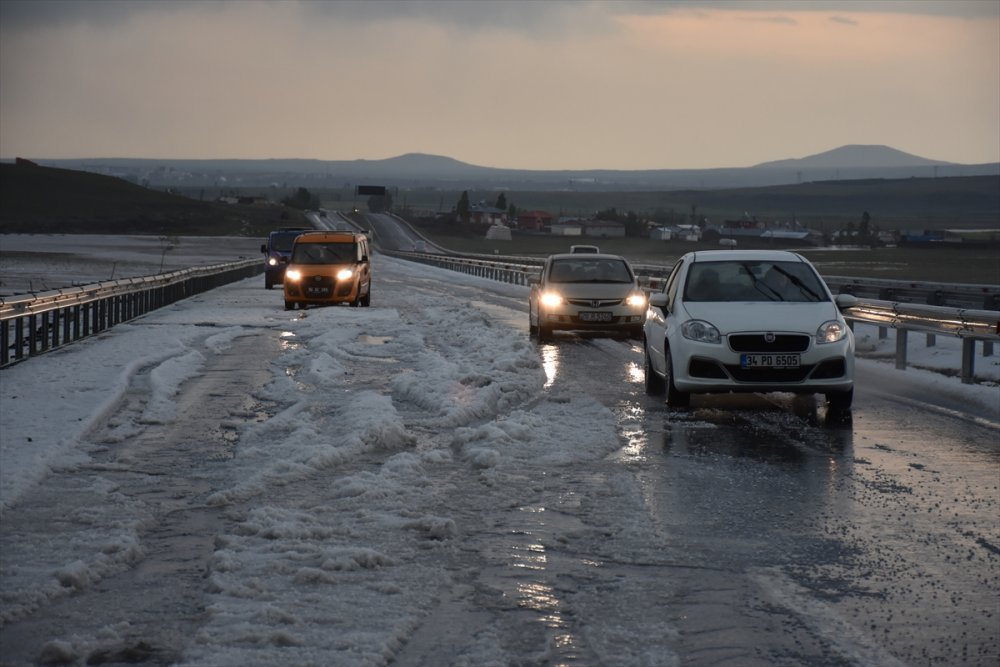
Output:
[684, 260, 828, 302]
[549, 258, 633, 283]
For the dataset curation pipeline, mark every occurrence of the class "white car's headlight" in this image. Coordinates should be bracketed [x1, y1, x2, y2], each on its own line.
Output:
[540, 291, 563, 308]
[681, 319, 721, 344]
[336, 268, 354, 281]
[285, 269, 302, 282]
[626, 292, 647, 308]
[817, 320, 847, 343]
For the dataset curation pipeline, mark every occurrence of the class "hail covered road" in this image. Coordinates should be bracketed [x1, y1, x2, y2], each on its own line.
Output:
[0, 225, 997, 667]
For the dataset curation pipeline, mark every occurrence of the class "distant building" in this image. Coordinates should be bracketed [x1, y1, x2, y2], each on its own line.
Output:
[469, 203, 507, 226]
[551, 220, 584, 236]
[517, 210, 554, 232]
[582, 220, 625, 238]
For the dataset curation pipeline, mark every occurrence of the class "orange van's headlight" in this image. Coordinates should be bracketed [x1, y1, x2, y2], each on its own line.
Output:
[336, 268, 354, 281]
[285, 269, 302, 282]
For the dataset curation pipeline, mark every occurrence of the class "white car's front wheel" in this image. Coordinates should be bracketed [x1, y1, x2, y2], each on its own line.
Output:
[826, 387, 854, 411]
[644, 343, 665, 396]
[664, 346, 691, 408]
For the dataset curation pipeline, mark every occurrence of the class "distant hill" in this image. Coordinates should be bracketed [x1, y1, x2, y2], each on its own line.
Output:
[753, 145, 950, 169]
[18, 145, 999, 191]
[0, 162, 307, 235]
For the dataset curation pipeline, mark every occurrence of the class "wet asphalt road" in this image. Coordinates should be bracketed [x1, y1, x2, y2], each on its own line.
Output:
[525, 328, 999, 666]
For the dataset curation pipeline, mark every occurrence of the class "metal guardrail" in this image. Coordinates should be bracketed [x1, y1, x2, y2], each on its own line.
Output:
[0, 258, 262, 367]
[825, 276, 999, 311]
[383, 249, 1000, 384]
[839, 300, 999, 383]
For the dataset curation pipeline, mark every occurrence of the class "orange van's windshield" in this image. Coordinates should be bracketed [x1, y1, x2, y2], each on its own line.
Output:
[291, 242, 356, 264]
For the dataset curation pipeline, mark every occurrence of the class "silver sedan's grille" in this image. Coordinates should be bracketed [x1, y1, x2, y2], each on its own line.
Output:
[566, 298, 623, 308]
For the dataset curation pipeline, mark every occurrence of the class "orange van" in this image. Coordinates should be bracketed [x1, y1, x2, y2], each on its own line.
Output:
[282, 231, 372, 309]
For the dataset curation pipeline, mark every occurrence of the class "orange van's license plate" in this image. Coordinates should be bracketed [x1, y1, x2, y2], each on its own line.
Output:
[306, 286, 330, 296]
[741, 354, 800, 368]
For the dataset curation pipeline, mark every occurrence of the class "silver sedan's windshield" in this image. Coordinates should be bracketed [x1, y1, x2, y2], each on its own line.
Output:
[549, 258, 633, 283]
[684, 261, 828, 302]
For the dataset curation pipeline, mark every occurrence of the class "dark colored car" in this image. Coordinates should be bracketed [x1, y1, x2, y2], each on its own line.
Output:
[261, 227, 310, 289]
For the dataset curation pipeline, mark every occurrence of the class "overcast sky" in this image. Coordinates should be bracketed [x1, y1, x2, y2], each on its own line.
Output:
[1, 0, 997, 170]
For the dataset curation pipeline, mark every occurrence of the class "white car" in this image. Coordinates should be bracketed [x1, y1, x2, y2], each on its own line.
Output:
[642, 249, 856, 409]
[529, 253, 647, 341]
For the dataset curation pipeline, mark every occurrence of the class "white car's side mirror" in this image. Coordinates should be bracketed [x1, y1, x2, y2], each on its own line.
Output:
[835, 293, 858, 310]
[649, 293, 669, 311]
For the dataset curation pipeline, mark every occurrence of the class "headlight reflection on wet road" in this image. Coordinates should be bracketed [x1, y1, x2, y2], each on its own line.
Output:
[542, 345, 561, 388]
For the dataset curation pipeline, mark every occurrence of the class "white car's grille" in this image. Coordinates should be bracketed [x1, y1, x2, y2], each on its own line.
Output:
[728, 333, 810, 353]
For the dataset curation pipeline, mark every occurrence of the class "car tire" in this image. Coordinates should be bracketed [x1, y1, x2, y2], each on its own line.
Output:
[265, 280, 274, 290]
[361, 287, 371, 307]
[538, 322, 553, 342]
[644, 343, 665, 395]
[284, 301, 294, 311]
[826, 388, 853, 411]
[664, 346, 690, 407]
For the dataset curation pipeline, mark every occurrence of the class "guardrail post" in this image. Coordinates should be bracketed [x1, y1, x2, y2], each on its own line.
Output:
[1, 320, 9, 366]
[983, 341, 994, 357]
[14, 317, 24, 363]
[926, 334, 936, 348]
[879, 326, 888, 340]
[895, 329, 908, 370]
[961, 339, 976, 384]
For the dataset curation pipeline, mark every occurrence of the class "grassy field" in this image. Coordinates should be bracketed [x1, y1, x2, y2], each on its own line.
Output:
[409, 224, 999, 285]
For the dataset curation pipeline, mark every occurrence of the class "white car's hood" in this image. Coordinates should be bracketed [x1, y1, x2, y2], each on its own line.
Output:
[681, 301, 841, 334]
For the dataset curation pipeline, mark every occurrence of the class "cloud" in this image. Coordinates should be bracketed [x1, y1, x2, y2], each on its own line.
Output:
[829, 15, 860, 26]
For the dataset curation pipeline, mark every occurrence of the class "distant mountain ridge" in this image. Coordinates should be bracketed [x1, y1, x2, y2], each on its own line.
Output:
[14, 145, 998, 190]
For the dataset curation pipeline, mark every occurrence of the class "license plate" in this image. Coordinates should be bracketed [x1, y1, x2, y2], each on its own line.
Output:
[579, 311, 613, 323]
[741, 353, 800, 368]
[306, 286, 330, 296]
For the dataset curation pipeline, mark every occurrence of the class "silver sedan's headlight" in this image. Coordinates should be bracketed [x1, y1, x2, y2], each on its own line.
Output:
[817, 320, 848, 343]
[626, 292, 647, 308]
[681, 319, 721, 344]
[540, 291, 563, 308]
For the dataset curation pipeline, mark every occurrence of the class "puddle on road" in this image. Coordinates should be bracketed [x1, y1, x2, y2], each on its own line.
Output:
[278, 331, 299, 351]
